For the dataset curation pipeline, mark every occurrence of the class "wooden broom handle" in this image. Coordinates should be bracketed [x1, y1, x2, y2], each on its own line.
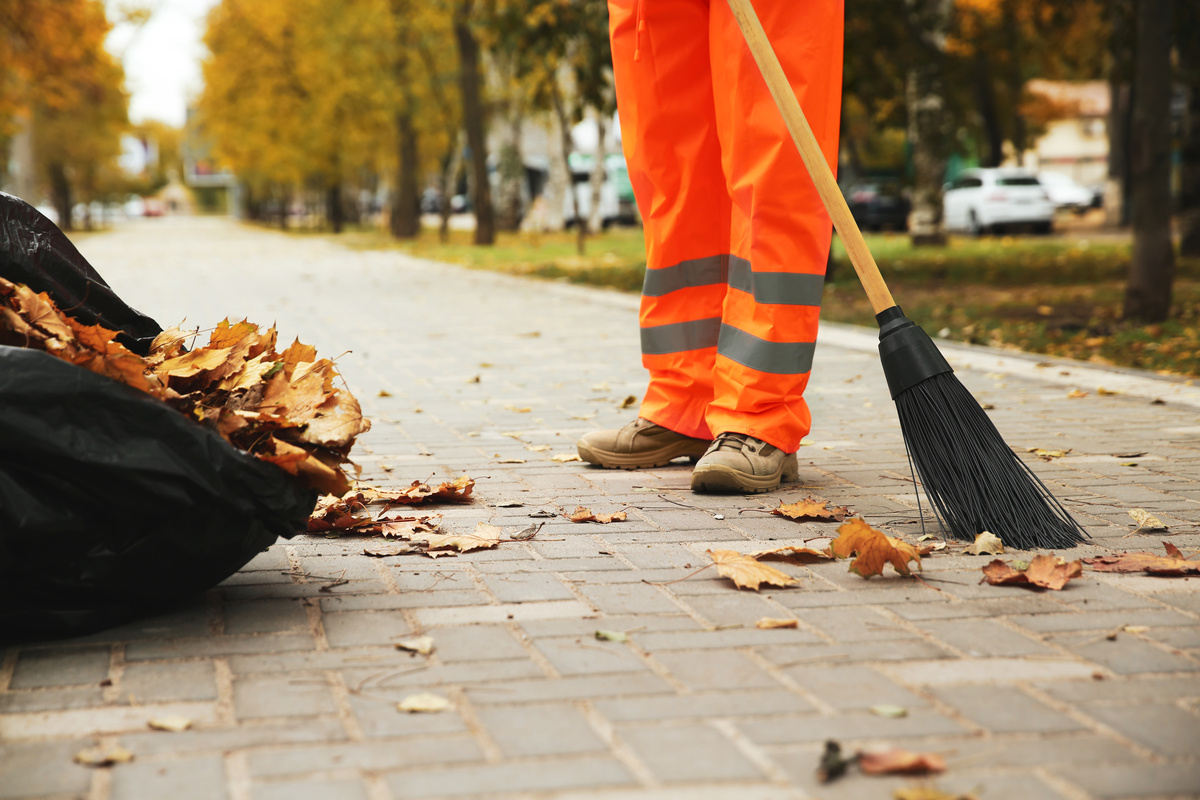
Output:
[726, 0, 896, 314]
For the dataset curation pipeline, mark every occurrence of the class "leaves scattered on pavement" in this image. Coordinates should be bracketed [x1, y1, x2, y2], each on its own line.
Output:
[412, 522, 503, 553]
[772, 496, 852, 522]
[707, 549, 799, 591]
[568, 506, 627, 523]
[1083, 542, 1200, 576]
[830, 519, 922, 578]
[981, 555, 1082, 590]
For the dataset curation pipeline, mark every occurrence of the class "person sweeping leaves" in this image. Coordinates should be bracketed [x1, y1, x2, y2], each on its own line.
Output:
[577, 0, 844, 493]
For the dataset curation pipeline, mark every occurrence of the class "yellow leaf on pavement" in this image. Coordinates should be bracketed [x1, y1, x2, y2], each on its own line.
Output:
[413, 522, 502, 552]
[397, 692, 452, 713]
[771, 496, 851, 522]
[707, 549, 799, 591]
[147, 716, 193, 732]
[964, 531, 1005, 555]
[829, 519, 921, 578]
[755, 617, 799, 629]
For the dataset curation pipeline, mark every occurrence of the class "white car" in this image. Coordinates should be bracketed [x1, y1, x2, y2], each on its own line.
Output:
[1037, 171, 1096, 213]
[943, 168, 1055, 235]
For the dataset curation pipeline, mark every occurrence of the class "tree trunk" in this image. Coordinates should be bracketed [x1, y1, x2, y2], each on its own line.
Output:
[587, 112, 607, 235]
[550, 81, 586, 255]
[1177, 0, 1200, 256]
[905, 0, 952, 247]
[1001, 0, 1027, 162]
[48, 162, 72, 231]
[495, 112, 525, 232]
[391, 111, 421, 238]
[453, 1, 495, 246]
[327, 183, 344, 234]
[1123, 0, 1175, 322]
[439, 133, 463, 244]
[973, 50, 1004, 167]
[1106, 0, 1136, 227]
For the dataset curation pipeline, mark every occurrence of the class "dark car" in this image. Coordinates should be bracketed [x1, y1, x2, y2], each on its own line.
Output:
[845, 180, 910, 231]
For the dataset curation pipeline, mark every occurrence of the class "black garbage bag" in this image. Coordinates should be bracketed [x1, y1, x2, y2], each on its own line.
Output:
[1, 191, 162, 354]
[0, 198, 316, 642]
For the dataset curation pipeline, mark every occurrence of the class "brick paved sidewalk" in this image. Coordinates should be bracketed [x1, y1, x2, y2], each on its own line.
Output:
[2, 217, 1198, 800]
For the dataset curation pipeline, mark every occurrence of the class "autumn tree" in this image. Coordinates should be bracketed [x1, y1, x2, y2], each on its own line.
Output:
[453, 0, 496, 245]
[0, 0, 128, 229]
[198, 0, 393, 232]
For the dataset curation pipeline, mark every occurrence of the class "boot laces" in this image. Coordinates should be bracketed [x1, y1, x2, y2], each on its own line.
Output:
[711, 432, 777, 456]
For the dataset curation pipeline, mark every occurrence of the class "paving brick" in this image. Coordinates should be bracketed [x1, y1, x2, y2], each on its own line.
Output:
[786, 664, 929, 711]
[576, 582, 680, 615]
[465, 673, 673, 705]
[426, 624, 529, 662]
[518, 614, 701, 639]
[480, 571, 576, 602]
[346, 694, 468, 738]
[786, 606, 919, 643]
[252, 779, 371, 800]
[384, 756, 636, 798]
[340, 659, 544, 692]
[246, 736, 484, 777]
[758, 639, 952, 669]
[125, 634, 316, 661]
[320, 610, 411, 648]
[0, 685, 104, 713]
[618, 723, 764, 782]
[1054, 762, 1200, 799]
[930, 684, 1085, 734]
[916, 618, 1056, 657]
[121, 660, 219, 703]
[594, 689, 813, 722]
[671, 592, 791, 627]
[110, 756, 228, 800]
[888, 595, 1067, 620]
[1036, 675, 1200, 704]
[10, 646, 110, 688]
[117, 719, 348, 756]
[650, 650, 780, 691]
[635, 626, 822, 652]
[222, 599, 311, 635]
[0, 739, 93, 798]
[1050, 633, 1200, 675]
[739, 710, 968, 746]
[533, 636, 648, 676]
[391, 568, 475, 593]
[1010, 607, 1196, 633]
[318, 590, 490, 612]
[476, 702, 607, 757]
[233, 673, 336, 719]
[1084, 702, 1200, 757]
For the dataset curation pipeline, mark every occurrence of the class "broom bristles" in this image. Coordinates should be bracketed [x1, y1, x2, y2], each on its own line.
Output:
[895, 371, 1088, 551]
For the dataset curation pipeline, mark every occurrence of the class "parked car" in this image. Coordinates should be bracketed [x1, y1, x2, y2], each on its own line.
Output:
[943, 168, 1055, 235]
[1036, 171, 1095, 214]
[844, 179, 910, 231]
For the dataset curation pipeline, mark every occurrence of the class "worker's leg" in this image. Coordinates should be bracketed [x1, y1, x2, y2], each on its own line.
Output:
[704, 0, 844, 453]
[609, 0, 731, 441]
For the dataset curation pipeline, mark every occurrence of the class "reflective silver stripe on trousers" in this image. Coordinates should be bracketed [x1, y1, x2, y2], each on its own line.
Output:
[642, 254, 824, 306]
[718, 325, 816, 375]
[640, 317, 721, 355]
[641, 319, 815, 375]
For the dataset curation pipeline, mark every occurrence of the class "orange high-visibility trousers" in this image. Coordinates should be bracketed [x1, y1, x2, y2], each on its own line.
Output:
[609, 0, 843, 453]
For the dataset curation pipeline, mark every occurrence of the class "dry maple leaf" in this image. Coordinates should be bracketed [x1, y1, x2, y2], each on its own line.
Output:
[981, 555, 1082, 590]
[772, 496, 851, 522]
[830, 519, 921, 578]
[566, 507, 626, 523]
[1083, 542, 1200, 576]
[755, 617, 799, 629]
[706, 548, 800, 591]
[964, 531, 1005, 555]
[1128, 508, 1168, 531]
[412, 522, 502, 552]
[858, 748, 946, 776]
[749, 543, 834, 565]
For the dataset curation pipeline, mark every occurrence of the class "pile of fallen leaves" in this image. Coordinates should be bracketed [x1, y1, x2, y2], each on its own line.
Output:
[0, 277, 368, 494]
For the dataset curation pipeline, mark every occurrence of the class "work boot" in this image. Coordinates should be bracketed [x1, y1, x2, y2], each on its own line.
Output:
[576, 418, 710, 469]
[691, 432, 799, 493]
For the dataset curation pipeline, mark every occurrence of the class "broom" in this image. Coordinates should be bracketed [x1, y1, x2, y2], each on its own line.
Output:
[727, 0, 1087, 550]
